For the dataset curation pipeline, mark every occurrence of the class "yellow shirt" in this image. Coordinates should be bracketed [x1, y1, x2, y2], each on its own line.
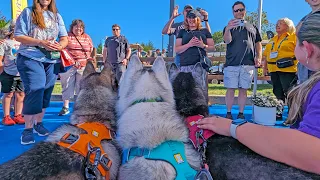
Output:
[263, 33, 298, 73]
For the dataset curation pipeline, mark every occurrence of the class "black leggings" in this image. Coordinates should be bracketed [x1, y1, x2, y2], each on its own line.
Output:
[270, 72, 297, 102]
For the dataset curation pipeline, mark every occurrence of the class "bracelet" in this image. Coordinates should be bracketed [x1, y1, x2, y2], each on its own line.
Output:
[203, 19, 208, 22]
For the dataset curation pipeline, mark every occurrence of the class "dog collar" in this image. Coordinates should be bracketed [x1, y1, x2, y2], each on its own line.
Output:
[131, 97, 163, 106]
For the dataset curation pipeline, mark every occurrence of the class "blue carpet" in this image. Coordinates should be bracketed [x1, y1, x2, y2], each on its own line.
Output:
[0, 102, 287, 165]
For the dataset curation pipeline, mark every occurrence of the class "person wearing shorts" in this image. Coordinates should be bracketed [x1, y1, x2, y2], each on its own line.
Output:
[223, 1, 262, 120]
[0, 20, 25, 126]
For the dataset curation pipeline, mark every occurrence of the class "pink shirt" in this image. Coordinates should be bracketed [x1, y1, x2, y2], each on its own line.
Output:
[66, 32, 93, 67]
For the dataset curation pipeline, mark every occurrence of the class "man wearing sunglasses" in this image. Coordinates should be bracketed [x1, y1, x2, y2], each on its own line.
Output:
[103, 24, 131, 85]
[223, 1, 262, 120]
[162, 5, 211, 67]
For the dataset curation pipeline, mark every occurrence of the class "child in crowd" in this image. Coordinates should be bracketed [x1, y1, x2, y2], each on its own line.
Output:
[0, 21, 25, 126]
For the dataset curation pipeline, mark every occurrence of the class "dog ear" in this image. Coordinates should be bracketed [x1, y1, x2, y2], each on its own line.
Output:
[152, 56, 167, 78]
[100, 61, 112, 77]
[192, 62, 204, 78]
[168, 63, 180, 82]
[83, 61, 96, 77]
[126, 55, 143, 75]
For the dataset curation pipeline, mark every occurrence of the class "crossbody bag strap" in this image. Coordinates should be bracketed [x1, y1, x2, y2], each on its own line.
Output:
[73, 33, 89, 59]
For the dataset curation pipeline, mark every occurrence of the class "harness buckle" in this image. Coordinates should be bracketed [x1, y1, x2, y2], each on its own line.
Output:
[85, 142, 101, 180]
[100, 154, 112, 171]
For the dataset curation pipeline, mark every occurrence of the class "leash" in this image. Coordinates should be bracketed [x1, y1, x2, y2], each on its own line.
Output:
[195, 129, 213, 180]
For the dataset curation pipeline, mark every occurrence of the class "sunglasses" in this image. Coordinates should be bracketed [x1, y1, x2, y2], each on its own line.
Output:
[112, 29, 120, 31]
[234, 8, 245, 13]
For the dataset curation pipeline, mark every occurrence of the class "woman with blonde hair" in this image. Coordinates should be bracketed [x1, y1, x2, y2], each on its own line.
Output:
[197, 13, 320, 175]
[262, 17, 298, 120]
[14, 0, 68, 145]
[175, 9, 215, 100]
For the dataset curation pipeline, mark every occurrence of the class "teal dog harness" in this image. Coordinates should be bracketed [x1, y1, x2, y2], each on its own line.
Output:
[123, 141, 197, 180]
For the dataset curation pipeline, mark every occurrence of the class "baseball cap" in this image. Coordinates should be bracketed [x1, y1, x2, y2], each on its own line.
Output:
[184, 4, 193, 10]
[187, 9, 200, 19]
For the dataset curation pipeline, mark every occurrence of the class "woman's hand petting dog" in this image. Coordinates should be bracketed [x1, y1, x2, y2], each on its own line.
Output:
[197, 116, 232, 137]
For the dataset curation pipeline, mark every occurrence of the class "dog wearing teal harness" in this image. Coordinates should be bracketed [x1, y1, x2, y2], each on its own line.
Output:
[116, 56, 201, 180]
[124, 141, 197, 180]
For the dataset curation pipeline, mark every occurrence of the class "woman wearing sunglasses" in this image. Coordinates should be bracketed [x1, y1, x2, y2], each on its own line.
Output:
[175, 9, 215, 102]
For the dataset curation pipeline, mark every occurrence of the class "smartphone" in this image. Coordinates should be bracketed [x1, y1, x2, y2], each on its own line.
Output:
[238, 19, 245, 27]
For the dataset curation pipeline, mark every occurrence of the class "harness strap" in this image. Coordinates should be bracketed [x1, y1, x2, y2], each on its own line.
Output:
[125, 141, 197, 180]
[57, 122, 113, 179]
[267, 57, 296, 64]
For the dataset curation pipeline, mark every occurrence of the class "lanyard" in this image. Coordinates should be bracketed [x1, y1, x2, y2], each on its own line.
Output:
[271, 35, 288, 51]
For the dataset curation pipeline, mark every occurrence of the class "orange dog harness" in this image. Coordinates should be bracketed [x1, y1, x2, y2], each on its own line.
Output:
[57, 122, 113, 179]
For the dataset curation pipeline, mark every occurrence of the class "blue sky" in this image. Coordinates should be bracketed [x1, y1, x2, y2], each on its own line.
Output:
[0, 0, 312, 49]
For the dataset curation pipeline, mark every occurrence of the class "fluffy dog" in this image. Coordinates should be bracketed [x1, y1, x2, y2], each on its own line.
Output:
[0, 62, 121, 180]
[116, 56, 201, 180]
[168, 63, 320, 180]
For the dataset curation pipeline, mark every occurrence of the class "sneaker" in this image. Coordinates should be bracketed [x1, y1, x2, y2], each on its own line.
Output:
[225, 113, 233, 120]
[33, 122, 50, 136]
[237, 113, 245, 120]
[13, 114, 25, 125]
[2, 115, 15, 126]
[21, 128, 35, 145]
[58, 107, 70, 116]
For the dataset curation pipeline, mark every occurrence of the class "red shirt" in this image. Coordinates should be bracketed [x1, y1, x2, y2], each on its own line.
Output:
[66, 32, 93, 67]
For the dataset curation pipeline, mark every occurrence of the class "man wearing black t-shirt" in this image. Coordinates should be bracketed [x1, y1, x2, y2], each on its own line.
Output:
[223, 1, 262, 120]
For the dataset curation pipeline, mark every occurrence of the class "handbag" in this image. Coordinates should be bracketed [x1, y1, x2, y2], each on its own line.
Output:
[276, 57, 296, 68]
[60, 49, 76, 67]
[197, 47, 212, 72]
[268, 57, 296, 68]
[37, 47, 61, 60]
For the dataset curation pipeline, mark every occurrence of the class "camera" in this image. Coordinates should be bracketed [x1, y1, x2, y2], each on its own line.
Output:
[196, 7, 205, 21]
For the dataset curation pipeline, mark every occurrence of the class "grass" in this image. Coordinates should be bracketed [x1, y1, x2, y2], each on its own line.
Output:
[208, 84, 273, 96]
[53, 82, 273, 96]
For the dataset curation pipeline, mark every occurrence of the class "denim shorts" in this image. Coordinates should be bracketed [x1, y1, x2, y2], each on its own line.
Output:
[223, 65, 255, 89]
[17, 55, 56, 115]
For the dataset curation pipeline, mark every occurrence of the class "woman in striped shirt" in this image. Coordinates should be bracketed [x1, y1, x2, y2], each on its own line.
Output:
[58, 19, 94, 116]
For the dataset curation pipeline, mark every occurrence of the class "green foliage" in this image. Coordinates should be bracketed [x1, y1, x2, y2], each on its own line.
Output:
[0, 11, 9, 29]
[140, 40, 155, 52]
[245, 10, 275, 40]
[212, 31, 224, 44]
[97, 43, 103, 54]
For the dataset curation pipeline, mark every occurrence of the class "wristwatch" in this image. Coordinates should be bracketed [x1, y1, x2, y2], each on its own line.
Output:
[230, 119, 248, 139]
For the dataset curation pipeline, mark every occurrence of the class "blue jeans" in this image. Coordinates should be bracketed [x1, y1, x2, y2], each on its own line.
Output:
[17, 55, 56, 115]
[174, 55, 180, 67]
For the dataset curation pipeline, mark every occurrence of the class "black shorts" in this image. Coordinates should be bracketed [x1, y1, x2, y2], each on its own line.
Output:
[0, 71, 24, 93]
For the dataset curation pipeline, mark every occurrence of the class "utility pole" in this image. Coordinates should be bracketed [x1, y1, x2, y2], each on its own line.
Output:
[168, 0, 175, 57]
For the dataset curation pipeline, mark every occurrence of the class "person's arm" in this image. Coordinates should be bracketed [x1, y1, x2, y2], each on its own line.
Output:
[0, 56, 4, 74]
[237, 124, 320, 174]
[201, 10, 211, 33]
[103, 48, 107, 63]
[255, 42, 262, 67]
[197, 117, 320, 174]
[204, 21, 211, 33]
[223, 19, 239, 44]
[175, 38, 190, 54]
[162, 6, 180, 35]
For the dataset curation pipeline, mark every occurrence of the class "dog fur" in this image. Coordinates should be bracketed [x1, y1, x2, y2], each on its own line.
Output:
[168, 63, 320, 180]
[0, 62, 121, 180]
[116, 56, 201, 180]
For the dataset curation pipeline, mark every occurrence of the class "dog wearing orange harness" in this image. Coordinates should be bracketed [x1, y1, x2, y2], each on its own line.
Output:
[0, 62, 121, 180]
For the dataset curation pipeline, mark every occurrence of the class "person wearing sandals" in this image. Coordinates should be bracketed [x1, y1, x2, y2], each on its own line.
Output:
[262, 18, 298, 120]
[175, 9, 215, 101]
[58, 19, 94, 116]
[0, 20, 25, 126]
[14, 0, 68, 145]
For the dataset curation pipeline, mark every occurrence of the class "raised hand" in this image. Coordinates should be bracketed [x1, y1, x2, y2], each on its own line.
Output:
[171, 6, 181, 19]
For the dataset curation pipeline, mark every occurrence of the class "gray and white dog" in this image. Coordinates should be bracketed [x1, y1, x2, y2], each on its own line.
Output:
[168, 63, 320, 180]
[116, 56, 201, 180]
[0, 62, 121, 180]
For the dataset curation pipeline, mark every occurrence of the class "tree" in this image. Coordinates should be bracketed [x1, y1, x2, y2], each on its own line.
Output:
[212, 31, 226, 52]
[140, 40, 155, 52]
[96, 43, 103, 54]
[245, 10, 275, 40]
